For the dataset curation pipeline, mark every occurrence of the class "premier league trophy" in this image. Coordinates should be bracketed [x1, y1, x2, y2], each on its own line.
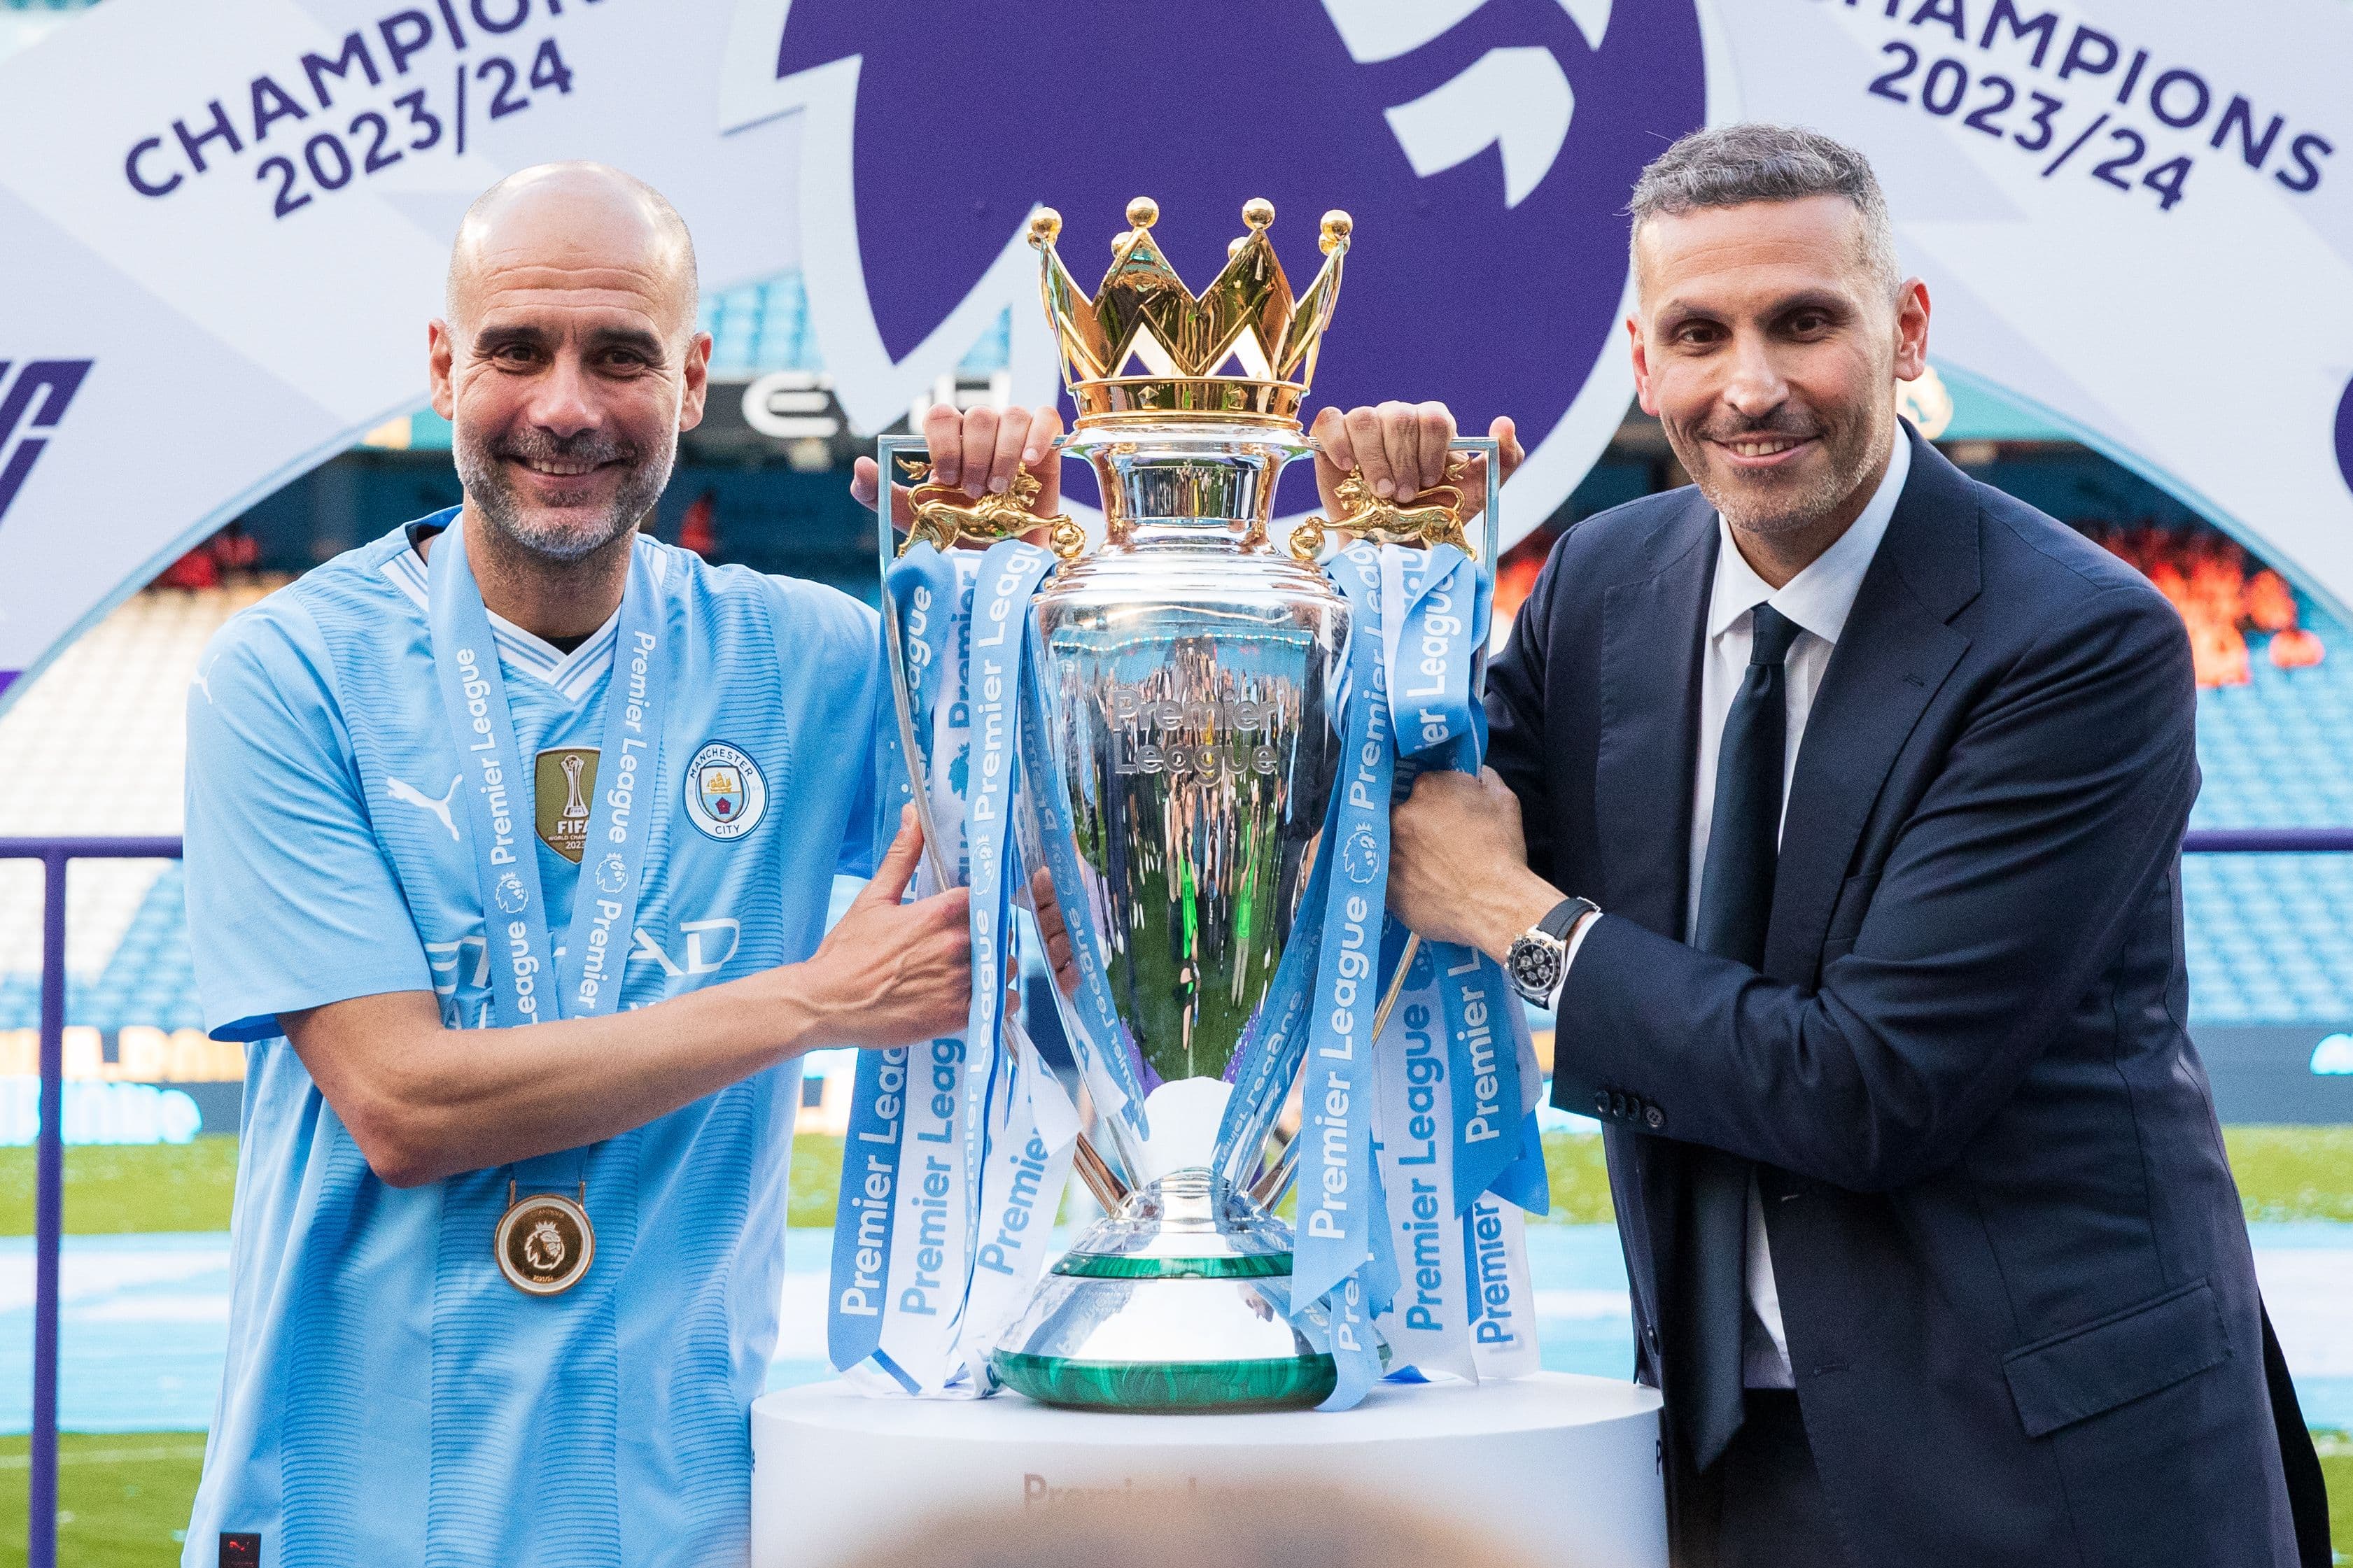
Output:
[845, 195, 1522, 1415]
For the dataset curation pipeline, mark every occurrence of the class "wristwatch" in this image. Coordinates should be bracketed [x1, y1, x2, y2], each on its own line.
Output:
[1505, 897, 1600, 1005]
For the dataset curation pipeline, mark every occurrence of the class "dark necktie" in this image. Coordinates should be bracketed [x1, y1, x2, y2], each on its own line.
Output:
[1677, 601, 1803, 1472]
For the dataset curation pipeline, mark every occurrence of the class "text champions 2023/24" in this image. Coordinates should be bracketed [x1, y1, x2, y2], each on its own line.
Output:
[1840, 0, 2334, 212]
[121, 1, 598, 219]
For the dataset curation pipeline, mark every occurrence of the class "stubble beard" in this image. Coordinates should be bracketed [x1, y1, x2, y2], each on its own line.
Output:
[454, 421, 676, 566]
[1672, 397, 1889, 542]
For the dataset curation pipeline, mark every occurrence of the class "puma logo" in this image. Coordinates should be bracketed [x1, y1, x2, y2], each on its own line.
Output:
[386, 774, 461, 840]
[190, 655, 221, 705]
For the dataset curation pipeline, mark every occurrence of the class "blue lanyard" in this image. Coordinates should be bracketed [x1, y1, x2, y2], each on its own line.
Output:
[426, 518, 671, 1180]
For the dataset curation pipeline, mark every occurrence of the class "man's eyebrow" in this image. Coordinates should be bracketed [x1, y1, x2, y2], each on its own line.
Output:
[1654, 299, 1724, 333]
[1766, 288, 1855, 318]
[473, 323, 547, 354]
[586, 325, 668, 359]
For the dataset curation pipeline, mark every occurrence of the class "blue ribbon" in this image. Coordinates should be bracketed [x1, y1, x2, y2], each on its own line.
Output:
[957, 539, 1057, 1240]
[1373, 542, 1545, 1215]
[1291, 542, 1396, 1408]
[828, 1043, 911, 1378]
[426, 517, 668, 1195]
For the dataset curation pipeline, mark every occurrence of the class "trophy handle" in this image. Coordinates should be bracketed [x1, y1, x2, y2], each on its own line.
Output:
[1249, 437, 1501, 1208]
[1288, 434, 1503, 565]
[873, 432, 1128, 1210]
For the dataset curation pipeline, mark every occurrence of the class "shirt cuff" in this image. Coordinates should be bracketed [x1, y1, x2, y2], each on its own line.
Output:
[1543, 910, 1601, 1012]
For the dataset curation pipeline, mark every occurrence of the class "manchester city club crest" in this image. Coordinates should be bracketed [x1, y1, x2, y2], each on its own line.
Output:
[684, 740, 768, 840]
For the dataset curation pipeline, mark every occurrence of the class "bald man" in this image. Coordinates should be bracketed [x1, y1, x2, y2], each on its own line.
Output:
[179, 163, 972, 1565]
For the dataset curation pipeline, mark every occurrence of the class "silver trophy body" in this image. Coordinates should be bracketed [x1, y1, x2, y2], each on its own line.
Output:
[994, 421, 1351, 1411]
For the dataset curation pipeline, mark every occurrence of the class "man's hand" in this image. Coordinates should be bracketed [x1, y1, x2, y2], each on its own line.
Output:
[1388, 768, 1564, 962]
[850, 403, 1066, 528]
[1029, 866, 1079, 997]
[788, 810, 973, 1047]
[1309, 404, 1524, 520]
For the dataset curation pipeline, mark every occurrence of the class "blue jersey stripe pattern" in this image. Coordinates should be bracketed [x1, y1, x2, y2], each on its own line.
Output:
[179, 518, 883, 1566]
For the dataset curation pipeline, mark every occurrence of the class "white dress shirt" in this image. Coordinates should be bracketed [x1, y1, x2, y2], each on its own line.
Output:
[1545, 432, 1911, 1384]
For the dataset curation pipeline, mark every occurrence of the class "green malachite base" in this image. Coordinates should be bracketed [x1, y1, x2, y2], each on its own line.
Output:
[1053, 1250, 1293, 1281]
[992, 1349, 1337, 1413]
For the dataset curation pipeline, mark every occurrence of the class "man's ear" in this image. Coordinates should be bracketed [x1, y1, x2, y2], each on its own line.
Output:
[1891, 278, 1931, 383]
[677, 332, 712, 432]
[428, 320, 457, 421]
[1627, 315, 1659, 417]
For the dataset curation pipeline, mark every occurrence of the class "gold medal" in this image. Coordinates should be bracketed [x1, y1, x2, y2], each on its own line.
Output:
[495, 1179, 595, 1296]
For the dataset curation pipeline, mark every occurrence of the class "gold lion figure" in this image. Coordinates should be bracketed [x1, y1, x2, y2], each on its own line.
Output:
[899, 466, 1083, 560]
[1289, 468, 1471, 560]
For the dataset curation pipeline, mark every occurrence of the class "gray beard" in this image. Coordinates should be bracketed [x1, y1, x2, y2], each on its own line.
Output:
[454, 425, 675, 565]
[1681, 405, 1888, 542]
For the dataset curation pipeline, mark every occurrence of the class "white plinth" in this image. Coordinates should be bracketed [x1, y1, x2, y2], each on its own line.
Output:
[751, 1372, 1665, 1568]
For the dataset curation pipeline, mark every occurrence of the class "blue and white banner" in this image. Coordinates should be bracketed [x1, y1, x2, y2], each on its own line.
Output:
[6, 1, 2352, 707]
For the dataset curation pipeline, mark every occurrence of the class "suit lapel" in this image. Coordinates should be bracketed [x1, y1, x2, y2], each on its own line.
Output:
[1765, 430, 1983, 983]
[1595, 493, 1716, 936]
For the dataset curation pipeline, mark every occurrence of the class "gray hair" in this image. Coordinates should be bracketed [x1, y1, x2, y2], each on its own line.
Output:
[1628, 124, 1902, 299]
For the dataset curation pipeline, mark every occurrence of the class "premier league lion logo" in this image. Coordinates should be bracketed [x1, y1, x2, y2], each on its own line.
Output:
[720, 0, 1708, 541]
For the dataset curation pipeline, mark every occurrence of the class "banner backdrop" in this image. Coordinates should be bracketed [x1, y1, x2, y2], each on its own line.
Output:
[0, 0, 2347, 705]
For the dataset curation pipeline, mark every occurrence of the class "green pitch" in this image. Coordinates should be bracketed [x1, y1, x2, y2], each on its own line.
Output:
[0, 1126, 2348, 1235]
[0, 1130, 2343, 1563]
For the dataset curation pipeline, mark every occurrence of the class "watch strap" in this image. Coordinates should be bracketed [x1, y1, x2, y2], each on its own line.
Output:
[1536, 896, 1599, 941]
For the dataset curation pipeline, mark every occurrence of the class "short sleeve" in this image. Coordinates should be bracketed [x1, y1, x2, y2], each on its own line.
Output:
[764, 572, 887, 882]
[183, 600, 434, 1041]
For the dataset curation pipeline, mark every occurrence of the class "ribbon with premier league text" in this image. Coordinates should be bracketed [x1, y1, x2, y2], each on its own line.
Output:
[830, 537, 1079, 1398]
[1292, 540, 1403, 1409]
[833, 523, 1543, 1407]
[427, 516, 670, 1034]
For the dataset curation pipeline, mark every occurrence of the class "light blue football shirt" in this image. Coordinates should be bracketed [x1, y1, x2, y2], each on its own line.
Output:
[181, 512, 883, 1567]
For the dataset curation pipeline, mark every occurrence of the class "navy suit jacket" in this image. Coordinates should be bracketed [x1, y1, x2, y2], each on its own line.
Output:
[1489, 426, 2329, 1566]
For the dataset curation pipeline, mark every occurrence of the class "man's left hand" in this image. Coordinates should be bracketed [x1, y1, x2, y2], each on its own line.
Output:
[1389, 767, 1564, 962]
[1308, 404, 1523, 520]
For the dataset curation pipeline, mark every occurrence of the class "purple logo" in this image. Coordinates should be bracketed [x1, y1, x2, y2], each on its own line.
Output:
[722, 0, 1706, 537]
[2336, 376, 2353, 500]
[0, 360, 92, 525]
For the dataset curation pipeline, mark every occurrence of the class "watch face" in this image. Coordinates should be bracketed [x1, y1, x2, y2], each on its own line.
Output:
[1508, 938, 1561, 997]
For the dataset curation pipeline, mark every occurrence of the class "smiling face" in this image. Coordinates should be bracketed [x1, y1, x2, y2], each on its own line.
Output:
[430, 164, 710, 564]
[1629, 194, 1928, 553]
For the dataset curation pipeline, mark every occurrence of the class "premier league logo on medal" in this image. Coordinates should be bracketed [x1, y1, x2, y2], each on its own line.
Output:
[684, 741, 767, 840]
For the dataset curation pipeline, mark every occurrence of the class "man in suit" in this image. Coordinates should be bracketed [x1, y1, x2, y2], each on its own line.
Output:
[1347, 125, 2330, 1565]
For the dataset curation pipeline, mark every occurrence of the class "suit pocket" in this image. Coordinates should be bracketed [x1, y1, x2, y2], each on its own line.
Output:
[1819, 870, 1879, 965]
[2001, 1278, 2229, 1439]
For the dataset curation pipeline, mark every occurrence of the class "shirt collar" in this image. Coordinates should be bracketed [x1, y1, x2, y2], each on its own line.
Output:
[379, 524, 650, 702]
[1706, 430, 1911, 647]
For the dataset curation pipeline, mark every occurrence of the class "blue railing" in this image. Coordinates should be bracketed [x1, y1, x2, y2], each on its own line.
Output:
[1, 837, 182, 1568]
[3, 824, 2350, 1562]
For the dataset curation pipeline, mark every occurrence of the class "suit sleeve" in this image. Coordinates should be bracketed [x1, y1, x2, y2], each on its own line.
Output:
[1554, 583, 2198, 1192]
[1485, 535, 1566, 886]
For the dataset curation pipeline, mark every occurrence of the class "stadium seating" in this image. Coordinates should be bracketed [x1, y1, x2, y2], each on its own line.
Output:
[699, 276, 1010, 379]
[0, 476, 2345, 1078]
[0, 584, 271, 1059]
